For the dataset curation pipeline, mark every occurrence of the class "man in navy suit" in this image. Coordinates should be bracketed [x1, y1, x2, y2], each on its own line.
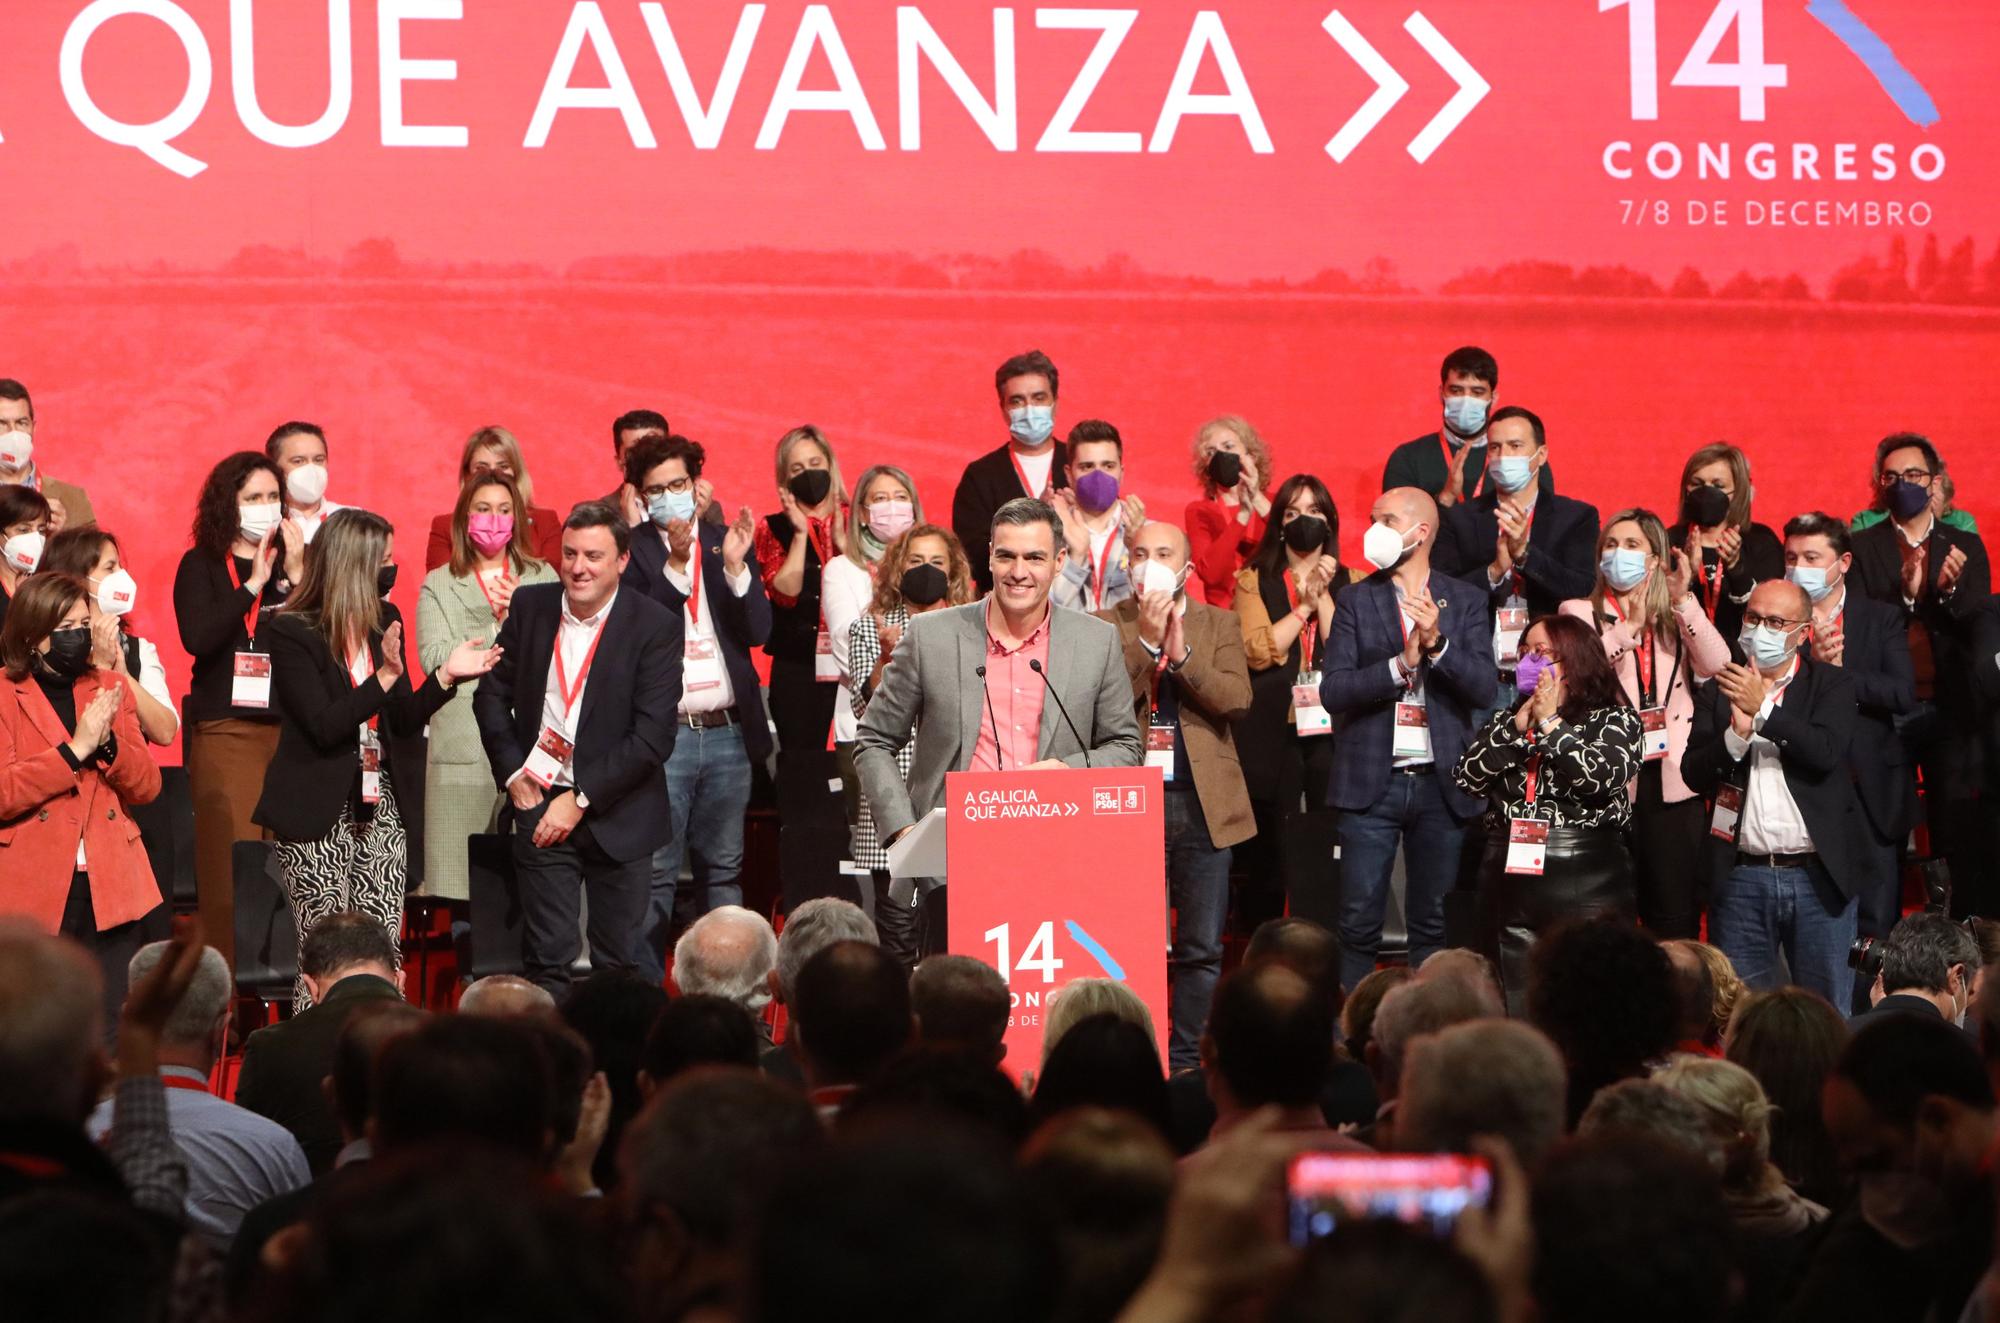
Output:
[621, 434, 774, 981]
[1784, 512, 1917, 1005]
[1432, 406, 1600, 702]
[474, 503, 683, 995]
[1320, 487, 1496, 990]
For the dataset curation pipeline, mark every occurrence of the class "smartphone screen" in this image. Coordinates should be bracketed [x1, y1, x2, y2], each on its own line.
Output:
[1286, 1153, 1493, 1244]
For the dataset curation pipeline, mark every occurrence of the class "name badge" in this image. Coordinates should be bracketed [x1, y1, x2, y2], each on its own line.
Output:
[1505, 816, 1550, 875]
[1495, 597, 1529, 669]
[1146, 722, 1177, 782]
[523, 722, 574, 789]
[1392, 701, 1431, 759]
[814, 628, 840, 682]
[1709, 782, 1744, 842]
[685, 636, 723, 693]
[359, 741, 382, 805]
[231, 651, 272, 710]
[1640, 706, 1670, 762]
[1292, 668, 1331, 738]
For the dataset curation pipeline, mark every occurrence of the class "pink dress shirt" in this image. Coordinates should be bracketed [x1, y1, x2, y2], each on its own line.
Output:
[970, 603, 1052, 771]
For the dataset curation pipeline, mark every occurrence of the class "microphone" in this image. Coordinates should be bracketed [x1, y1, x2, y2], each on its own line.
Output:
[975, 664, 1004, 771]
[1028, 658, 1086, 754]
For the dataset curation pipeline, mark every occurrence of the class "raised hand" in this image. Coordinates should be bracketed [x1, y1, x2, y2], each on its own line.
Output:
[1137, 588, 1174, 650]
[488, 573, 517, 624]
[1667, 547, 1693, 602]
[1497, 502, 1531, 561]
[69, 684, 121, 760]
[777, 486, 804, 540]
[1938, 545, 1969, 595]
[1051, 491, 1090, 561]
[444, 637, 503, 683]
[1530, 665, 1564, 725]
[723, 506, 756, 572]
[277, 515, 307, 584]
[245, 519, 279, 594]
[692, 477, 716, 520]
[1117, 492, 1148, 532]
[1407, 586, 1442, 652]
[1717, 524, 1744, 569]
[877, 618, 904, 657]
[374, 620, 406, 688]
[1716, 663, 1768, 718]
[664, 517, 695, 567]
[90, 611, 123, 671]
[1439, 440, 1472, 509]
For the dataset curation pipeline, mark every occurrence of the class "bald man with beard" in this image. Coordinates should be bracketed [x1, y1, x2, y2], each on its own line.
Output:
[1320, 487, 1496, 991]
[1098, 520, 1254, 1070]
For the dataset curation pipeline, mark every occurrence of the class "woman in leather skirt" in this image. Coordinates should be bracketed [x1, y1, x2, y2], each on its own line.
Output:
[1455, 613, 1645, 1012]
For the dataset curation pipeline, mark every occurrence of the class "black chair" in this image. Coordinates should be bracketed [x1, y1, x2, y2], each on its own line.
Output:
[131, 765, 196, 910]
[232, 840, 297, 1020]
[464, 833, 527, 981]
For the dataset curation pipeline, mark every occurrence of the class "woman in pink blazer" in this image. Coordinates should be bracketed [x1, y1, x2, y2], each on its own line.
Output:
[0, 573, 164, 1026]
[1560, 507, 1728, 941]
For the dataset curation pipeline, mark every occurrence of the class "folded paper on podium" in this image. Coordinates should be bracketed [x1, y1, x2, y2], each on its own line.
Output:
[884, 807, 947, 879]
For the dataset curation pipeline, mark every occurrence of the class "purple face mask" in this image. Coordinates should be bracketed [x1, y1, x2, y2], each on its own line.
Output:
[1073, 469, 1121, 515]
[1515, 652, 1553, 697]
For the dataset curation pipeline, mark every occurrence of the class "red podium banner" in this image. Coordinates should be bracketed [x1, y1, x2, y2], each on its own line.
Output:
[945, 766, 1168, 1071]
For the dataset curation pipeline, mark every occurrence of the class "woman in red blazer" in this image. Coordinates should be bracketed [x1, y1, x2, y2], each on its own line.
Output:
[0, 572, 164, 1025]
[424, 426, 562, 571]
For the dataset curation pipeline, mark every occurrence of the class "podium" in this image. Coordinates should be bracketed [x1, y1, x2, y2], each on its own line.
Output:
[918, 765, 1168, 1068]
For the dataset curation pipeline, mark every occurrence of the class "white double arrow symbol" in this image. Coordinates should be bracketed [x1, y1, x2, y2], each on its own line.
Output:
[1322, 10, 1489, 163]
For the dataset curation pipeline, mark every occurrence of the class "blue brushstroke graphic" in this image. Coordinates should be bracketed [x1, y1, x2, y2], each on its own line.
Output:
[1065, 921, 1126, 980]
[1806, 0, 1940, 128]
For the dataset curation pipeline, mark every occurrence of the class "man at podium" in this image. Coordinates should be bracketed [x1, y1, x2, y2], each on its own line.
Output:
[855, 497, 1143, 938]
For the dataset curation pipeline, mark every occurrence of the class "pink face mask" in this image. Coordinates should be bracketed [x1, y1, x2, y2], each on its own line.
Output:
[867, 500, 916, 542]
[468, 513, 514, 556]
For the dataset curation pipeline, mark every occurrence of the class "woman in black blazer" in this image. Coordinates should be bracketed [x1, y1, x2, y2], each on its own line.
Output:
[253, 508, 498, 1006]
[1669, 442, 1783, 650]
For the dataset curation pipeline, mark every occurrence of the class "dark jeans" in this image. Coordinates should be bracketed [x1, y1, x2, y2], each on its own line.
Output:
[1336, 768, 1467, 991]
[1630, 763, 1707, 940]
[60, 871, 160, 1043]
[638, 721, 754, 984]
[1166, 788, 1232, 1072]
[1710, 857, 1857, 1012]
[512, 798, 650, 996]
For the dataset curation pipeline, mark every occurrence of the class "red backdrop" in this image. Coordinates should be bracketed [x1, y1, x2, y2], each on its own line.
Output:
[2, 1, 1993, 757]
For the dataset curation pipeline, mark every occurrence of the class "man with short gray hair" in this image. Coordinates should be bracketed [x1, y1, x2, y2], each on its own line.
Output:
[1862, 911, 1982, 1024]
[1398, 1019, 1567, 1171]
[1363, 975, 1493, 1150]
[87, 941, 310, 1247]
[673, 905, 778, 1019]
[765, 898, 877, 1083]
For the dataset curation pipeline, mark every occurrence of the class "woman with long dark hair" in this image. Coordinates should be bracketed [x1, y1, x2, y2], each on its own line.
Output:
[1230, 473, 1356, 929]
[1455, 613, 1645, 1010]
[171, 450, 304, 960]
[253, 508, 499, 1006]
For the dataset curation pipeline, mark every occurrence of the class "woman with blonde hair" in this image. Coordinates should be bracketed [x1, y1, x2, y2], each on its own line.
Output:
[1042, 977, 1159, 1065]
[424, 426, 562, 570]
[417, 472, 556, 901]
[1184, 416, 1274, 607]
[254, 508, 501, 1005]
[1668, 441, 1783, 644]
[846, 522, 974, 967]
[1560, 508, 1728, 939]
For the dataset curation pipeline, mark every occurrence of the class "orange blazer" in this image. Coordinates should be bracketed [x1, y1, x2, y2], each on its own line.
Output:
[0, 669, 163, 933]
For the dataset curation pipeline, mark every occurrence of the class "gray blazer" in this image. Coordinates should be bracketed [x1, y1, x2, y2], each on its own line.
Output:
[854, 601, 1144, 842]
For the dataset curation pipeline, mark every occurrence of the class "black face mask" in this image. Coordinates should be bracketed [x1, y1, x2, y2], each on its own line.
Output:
[900, 563, 950, 608]
[1206, 451, 1243, 490]
[1282, 515, 1329, 554]
[788, 468, 833, 507]
[377, 564, 399, 597]
[40, 626, 93, 680]
[1683, 484, 1731, 529]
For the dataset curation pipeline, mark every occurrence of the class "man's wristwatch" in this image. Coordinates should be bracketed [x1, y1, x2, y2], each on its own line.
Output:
[573, 788, 590, 810]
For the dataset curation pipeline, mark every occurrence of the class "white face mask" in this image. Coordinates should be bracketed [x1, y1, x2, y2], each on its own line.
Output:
[1136, 557, 1188, 600]
[239, 502, 283, 543]
[1363, 520, 1417, 572]
[3, 530, 45, 575]
[0, 430, 33, 471]
[286, 463, 330, 506]
[93, 568, 138, 616]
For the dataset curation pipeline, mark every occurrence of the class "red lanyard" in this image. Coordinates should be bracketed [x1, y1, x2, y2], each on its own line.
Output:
[553, 616, 608, 725]
[1010, 449, 1049, 499]
[1522, 746, 1542, 808]
[227, 555, 263, 644]
[1283, 566, 1318, 670]
[346, 644, 379, 732]
[803, 516, 834, 569]
[1089, 528, 1120, 609]
[1605, 594, 1654, 698]
[1700, 561, 1722, 624]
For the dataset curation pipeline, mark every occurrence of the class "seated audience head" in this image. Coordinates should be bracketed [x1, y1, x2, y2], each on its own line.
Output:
[995, 349, 1059, 442]
[0, 1188, 174, 1323]
[191, 450, 284, 559]
[638, 995, 761, 1096]
[124, 940, 233, 1071]
[1824, 1014, 1997, 1217]
[611, 408, 669, 474]
[1871, 430, 1943, 523]
[1370, 975, 1496, 1103]
[1341, 966, 1413, 1063]
[372, 1014, 556, 1162]
[1042, 977, 1157, 1065]
[1484, 405, 1547, 496]
[1249, 474, 1339, 579]
[1531, 1132, 1735, 1323]
[1577, 1079, 1717, 1174]
[1661, 939, 1719, 1049]
[792, 941, 913, 1090]
[1437, 345, 1499, 439]
[673, 905, 778, 1016]
[1267, 1218, 1498, 1323]
[843, 1050, 1032, 1149]
[1190, 416, 1272, 503]
[1528, 918, 1678, 1124]
[1020, 1108, 1175, 1323]
[910, 954, 1010, 1065]
[619, 1068, 824, 1315]
[1399, 1019, 1568, 1171]
[1968, 917, 2000, 1004]
[751, 1125, 1055, 1323]
[1202, 962, 1332, 1119]
[1246, 917, 1344, 1018]
[1723, 987, 1849, 1202]
[1975, 931, 2000, 1092]
[559, 970, 670, 1190]
[1876, 911, 1980, 1021]
[989, 497, 1065, 616]
[1687, 942, 1744, 1045]
[1030, 1013, 1173, 1142]
[773, 897, 877, 1008]
[0, 922, 106, 1125]
[299, 911, 400, 1006]
[1416, 948, 1505, 1012]
[329, 1001, 430, 1146]
[1654, 1055, 1786, 1196]
[458, 974, 555, 1019]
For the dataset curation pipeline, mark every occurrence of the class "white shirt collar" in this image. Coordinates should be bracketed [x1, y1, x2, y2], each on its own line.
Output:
[563, 589, 616, 629]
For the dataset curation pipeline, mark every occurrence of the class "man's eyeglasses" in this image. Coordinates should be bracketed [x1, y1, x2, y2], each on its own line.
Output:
[1879, 469, 1935, 488]
[1742, 610, 1803, 631]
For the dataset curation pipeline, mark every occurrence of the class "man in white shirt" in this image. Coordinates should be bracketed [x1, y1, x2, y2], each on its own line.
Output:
[1684, 579, 1872, 1010]
[264, 422, 347, 544]
[618, 435, 773, 983]
[950, 349, 1071, 595]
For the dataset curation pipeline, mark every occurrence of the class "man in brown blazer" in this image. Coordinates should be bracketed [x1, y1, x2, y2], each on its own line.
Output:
[1101, 520, 1254, 1069]
[0, 379, 95, 530]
